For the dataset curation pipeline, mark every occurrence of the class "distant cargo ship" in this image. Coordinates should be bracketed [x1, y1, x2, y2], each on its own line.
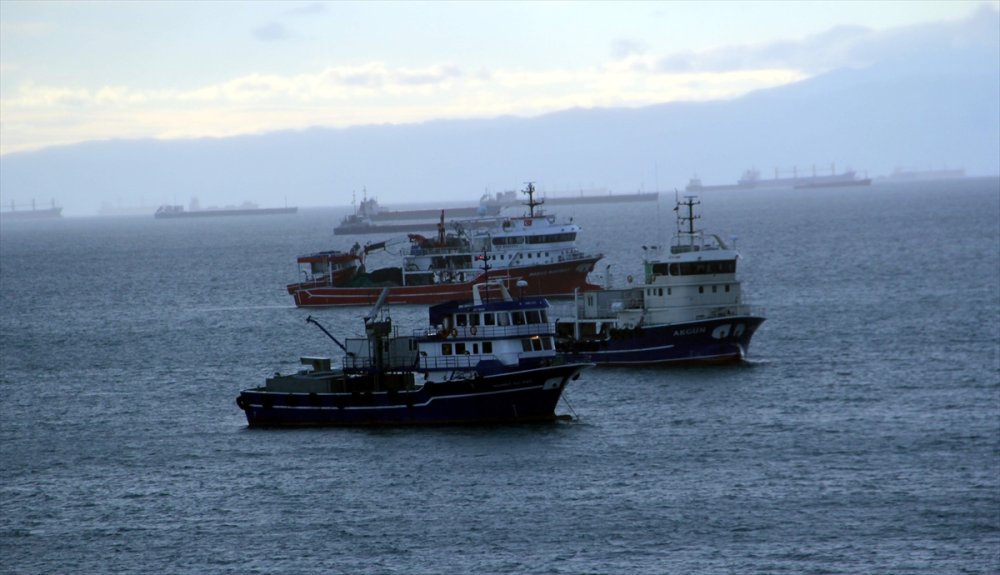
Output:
[335, 189, 659, 235]
[1, 200, 62, 220]
[484, 189, 659, 208]
[687, 165, 870, 192]
[154, 200, 297, 219]
[346, 189, 659, 224]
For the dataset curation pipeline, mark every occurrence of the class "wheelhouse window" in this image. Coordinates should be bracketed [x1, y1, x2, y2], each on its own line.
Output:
[483, 312, 496, 326]
[659, 260, 736, 276]
[525, 232, 576, 244]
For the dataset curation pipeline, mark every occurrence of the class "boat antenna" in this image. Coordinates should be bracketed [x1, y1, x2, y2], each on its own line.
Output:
[522, 182, 542, 217]
[478, 249, 491, 303]
[305, 315, 348, 352]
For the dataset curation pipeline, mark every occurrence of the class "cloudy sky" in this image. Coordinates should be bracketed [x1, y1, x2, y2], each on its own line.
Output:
[0, 1, 994, 156]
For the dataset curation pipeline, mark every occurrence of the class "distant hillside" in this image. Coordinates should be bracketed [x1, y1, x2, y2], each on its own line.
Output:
[2, 46, 997, 216]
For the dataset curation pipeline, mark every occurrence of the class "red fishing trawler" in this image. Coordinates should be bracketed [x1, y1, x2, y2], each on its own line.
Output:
[287, 183, 603, 307]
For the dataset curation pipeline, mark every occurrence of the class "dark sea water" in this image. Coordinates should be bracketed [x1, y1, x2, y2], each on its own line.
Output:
[2, 178, 998, 574]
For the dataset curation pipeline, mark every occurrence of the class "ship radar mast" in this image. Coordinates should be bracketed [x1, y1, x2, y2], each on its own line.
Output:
[521, 182, 543, 217]
[677, 195, 701, 237]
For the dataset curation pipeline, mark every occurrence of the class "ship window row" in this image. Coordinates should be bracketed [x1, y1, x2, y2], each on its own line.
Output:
[649, 285, 731, 296]
[442, 341, 494, 356]
[485, 252, 551, 261]
[651, 260, 735, 276]
[440, 338, 552, 355]
[492, 233, 575, 246]
[454, 309, 548, 327]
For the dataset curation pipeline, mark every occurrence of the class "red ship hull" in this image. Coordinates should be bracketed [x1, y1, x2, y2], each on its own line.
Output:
[288, 257, 602, 307]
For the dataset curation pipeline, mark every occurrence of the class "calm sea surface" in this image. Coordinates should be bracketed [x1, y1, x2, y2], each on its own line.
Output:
[2, 179, 998, 574]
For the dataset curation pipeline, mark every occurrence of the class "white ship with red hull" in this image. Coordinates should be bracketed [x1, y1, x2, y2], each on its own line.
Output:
[287, 183, 603, 307]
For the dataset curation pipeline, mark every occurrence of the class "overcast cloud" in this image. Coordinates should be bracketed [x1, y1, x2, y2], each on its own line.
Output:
[0, 1, 994, 155]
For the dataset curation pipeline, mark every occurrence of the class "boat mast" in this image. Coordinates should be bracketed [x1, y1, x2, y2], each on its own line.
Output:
[678, 195, 701, 237]
[522, 182, 543, 218]
[478, 249, 492, 304]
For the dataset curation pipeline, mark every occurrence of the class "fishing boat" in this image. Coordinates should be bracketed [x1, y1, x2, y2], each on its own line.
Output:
[555, 196, 765, 366]
[287, 183, 603, 307]
[236, 281, 593, 427]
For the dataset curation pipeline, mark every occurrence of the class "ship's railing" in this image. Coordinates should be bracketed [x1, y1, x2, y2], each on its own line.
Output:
[406, 245, 597, 262]
[412, 323, 554, 339]
[341, 353, 512, 372]
[577, 300, 759, 319]
[418, 354, 500, 370]
[342, 356, 419, 372]
[407, 245, 468, 257]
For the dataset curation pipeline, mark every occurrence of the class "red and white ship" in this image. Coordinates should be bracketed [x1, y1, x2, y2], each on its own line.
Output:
[287, 184, 603, 307]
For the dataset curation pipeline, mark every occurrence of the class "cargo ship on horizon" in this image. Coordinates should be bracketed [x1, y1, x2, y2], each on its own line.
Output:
[1, 200, 62, 220]
[154, 198, 297, 219]
[686, 165, 871, 192]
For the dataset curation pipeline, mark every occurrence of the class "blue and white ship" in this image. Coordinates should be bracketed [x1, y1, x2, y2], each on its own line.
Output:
[237, 281, 592, 427]
[555, 196, 765, 366]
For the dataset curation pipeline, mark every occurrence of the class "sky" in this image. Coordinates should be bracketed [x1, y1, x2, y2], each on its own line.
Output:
[0, 0, 996, 157]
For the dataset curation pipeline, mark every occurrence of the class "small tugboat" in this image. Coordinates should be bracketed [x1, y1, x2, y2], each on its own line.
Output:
[555, 196, 765, 366]
[237, 279, 593, 427]
[287, 183, 603, 307]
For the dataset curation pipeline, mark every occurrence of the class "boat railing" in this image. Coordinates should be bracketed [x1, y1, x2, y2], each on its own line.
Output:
[407, 245, 597, 263]
[407, 245, 468, 257]
[342, 356, 419, 373]
[413, 324, 553, 339]
[578, 300, 759, 319]
[556, 248, 599, 262]
[418, 354, 500, 371]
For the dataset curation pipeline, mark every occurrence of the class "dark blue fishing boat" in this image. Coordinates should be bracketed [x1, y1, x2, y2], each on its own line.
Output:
[237, 282, 592, 427]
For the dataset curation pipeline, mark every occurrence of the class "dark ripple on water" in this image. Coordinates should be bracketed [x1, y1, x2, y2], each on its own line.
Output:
[2, 180, 998, 573]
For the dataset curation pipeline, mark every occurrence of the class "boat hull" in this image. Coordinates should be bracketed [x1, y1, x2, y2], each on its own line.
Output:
[558, 315, 765, 366]
[236, 363, 589, 427]
[288, 257, 602, 307]
[1, 207, 62, 220]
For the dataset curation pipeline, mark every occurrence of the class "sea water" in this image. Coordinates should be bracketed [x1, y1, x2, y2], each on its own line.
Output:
[1, 178, 998, 574]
